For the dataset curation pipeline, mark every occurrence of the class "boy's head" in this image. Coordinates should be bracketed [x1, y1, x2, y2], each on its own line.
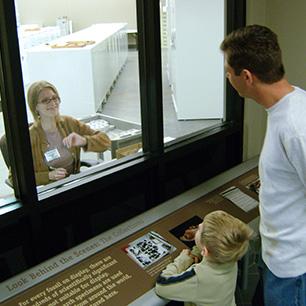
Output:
[195, 210, 254, 264]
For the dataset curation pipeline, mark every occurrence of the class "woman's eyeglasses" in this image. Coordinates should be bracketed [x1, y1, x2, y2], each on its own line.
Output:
[39, 96, 61, 105]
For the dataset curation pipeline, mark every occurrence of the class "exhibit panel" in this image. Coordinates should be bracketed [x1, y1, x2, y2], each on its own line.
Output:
[0, 158, 260, 306]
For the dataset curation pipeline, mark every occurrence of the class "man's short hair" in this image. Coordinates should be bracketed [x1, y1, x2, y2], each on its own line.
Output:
[220, 24, 285, 83]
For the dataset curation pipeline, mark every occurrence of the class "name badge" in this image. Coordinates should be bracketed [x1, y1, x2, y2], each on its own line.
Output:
[44, 148, 60, 162]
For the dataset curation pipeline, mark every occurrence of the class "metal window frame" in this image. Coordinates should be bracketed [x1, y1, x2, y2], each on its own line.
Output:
[0, 0, 37, 205]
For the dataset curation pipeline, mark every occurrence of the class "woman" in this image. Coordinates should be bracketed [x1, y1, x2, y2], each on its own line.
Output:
[24, 80, 110, 185]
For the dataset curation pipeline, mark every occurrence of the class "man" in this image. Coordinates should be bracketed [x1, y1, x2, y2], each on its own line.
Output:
[220, 25, 306, 306]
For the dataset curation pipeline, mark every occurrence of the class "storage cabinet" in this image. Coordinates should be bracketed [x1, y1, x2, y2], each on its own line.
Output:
[166, 0, 225, 120]
[26, 23, 128, 119]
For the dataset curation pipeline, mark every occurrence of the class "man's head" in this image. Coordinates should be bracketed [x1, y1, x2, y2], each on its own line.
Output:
[220, 25, 285, 85]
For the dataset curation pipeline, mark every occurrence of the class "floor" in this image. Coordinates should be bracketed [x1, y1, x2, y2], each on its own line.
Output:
[235, 236, 262, 306]
[101, 49, 221, 139]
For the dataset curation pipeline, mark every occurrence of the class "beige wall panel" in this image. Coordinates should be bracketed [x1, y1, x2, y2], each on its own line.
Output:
[266, 0, 306, 88]
[243, 0, 268, 161]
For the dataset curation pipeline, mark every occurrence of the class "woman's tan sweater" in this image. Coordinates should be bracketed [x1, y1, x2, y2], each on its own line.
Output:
[10, 115, 111, 186]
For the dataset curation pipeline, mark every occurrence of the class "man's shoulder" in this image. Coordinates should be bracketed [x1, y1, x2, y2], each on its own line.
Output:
[290, 86, 306, 103]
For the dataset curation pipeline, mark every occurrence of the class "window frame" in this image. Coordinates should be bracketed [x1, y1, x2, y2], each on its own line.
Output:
[0, 0, 37, 206]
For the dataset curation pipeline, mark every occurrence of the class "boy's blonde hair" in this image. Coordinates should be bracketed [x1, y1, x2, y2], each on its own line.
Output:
[200, 210, 254, 264]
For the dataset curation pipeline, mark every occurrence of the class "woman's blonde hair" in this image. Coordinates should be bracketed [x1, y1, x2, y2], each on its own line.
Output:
[200, 210, 254, 264]
[27, 80, 59, 121]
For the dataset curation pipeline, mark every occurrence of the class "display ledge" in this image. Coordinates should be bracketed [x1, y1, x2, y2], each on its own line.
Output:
[0, 156, 259, 305]
[0, 200, 22, 216]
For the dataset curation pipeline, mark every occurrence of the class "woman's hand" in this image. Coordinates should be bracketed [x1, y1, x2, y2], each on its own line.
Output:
[63, 132, 87, 148]
[49, 168, 68, 181]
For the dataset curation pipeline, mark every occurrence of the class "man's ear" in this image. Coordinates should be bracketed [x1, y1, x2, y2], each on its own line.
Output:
[241, 69, 254, 84]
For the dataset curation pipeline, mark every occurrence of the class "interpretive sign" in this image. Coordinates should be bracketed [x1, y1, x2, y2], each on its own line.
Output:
[1, 167, 259, 306]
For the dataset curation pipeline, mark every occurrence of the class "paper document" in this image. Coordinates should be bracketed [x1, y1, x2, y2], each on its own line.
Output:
[123, 231, 176, 269]
[220, 186, 259, 212]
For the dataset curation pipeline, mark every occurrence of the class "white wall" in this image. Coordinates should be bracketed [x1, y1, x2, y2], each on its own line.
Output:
[16, 0, 137, 31]
[244, 0, 306, 160]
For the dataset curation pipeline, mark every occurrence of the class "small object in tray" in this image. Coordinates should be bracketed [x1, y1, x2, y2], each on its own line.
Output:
[50, 40, 95, 48]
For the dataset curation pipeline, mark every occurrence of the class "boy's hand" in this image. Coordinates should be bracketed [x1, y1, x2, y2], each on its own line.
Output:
[180, 249, 200, 263]
[180, 249, 191, 256]
[190, 254, 201, 263]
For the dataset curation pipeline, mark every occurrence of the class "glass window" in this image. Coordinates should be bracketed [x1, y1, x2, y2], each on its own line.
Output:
[160, 0, 225, 144]
[0, 0, 244, 204]
[13, 0, 143, 192]
[0, 92, 14, 203]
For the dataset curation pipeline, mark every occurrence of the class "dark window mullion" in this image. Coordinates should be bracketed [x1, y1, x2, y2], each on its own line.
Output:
[136, 0, 164, 155]
[224, 0, 246, 162]
[225, 0, 246, 123]
[0, 0, 37, 204]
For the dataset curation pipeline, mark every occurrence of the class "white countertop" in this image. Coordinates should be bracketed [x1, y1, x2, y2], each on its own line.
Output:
[27, 23, 127, 53]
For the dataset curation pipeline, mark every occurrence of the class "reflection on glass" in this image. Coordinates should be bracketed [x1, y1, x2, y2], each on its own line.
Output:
[160, 0, 225, 143]
[13, 0, 142, 189]
[0, 95, 15, 201]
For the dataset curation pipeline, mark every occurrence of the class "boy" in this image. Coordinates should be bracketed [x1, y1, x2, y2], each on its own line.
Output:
[155, 210, 253, 306]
